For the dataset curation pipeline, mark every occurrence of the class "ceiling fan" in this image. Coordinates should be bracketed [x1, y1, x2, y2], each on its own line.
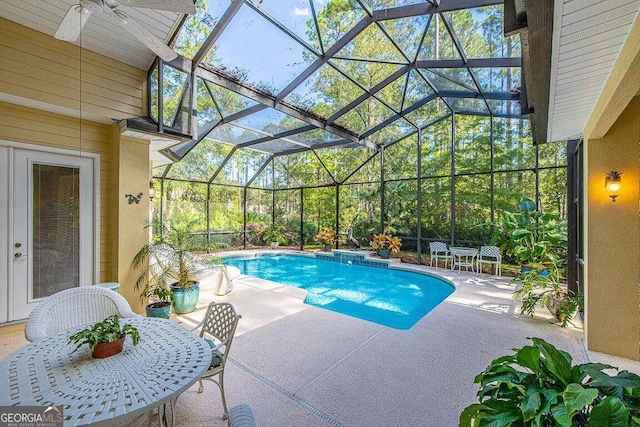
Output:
[54, 0, 196, 61]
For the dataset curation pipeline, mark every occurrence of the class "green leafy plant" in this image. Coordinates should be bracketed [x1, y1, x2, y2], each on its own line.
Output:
[260, 225, 288, 246]
[514, 265, 583, 327]
[491, 198, 567, 267]
[460, 337, 640, 427]
[141, 282, 173, 309]
[315, 228, 337, 245]
[68, 315, 140, 352]
[133, 220, 224, 294]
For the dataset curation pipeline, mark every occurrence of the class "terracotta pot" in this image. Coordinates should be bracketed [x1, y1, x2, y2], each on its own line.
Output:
[92, 337, 125, 359]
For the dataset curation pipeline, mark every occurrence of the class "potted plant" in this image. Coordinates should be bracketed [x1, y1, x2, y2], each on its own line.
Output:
[460, 337, 640, 426]
[315, 227, 337, 252]
[133, 221, 223, 315]
[491, 198, 567, 272]
[371, 230, 402, 259]
[140, 282, 172, 319]
[69, 315, 140, 358]
[514, 264, 582, 327]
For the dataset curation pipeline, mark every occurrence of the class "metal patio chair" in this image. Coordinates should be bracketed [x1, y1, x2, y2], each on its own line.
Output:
[476, 245, 502, 276]
[429, 241, 452, 269]
[25, 285, 140, 342]
[191, 302, 242, 420]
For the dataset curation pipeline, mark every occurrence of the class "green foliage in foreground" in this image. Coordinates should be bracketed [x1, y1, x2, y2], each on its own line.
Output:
[460, 338, 640, 427]
[69, 315, 140, 352]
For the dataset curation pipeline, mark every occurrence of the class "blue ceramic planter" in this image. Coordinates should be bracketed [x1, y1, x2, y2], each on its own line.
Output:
[145, 302, 171, 319]
[520, 266, 549, 277]
[171, 283, 200, 314]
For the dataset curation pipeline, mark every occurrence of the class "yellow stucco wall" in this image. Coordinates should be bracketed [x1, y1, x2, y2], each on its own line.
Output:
[584, 97, 640, 359]
[112, 133, 150, 314]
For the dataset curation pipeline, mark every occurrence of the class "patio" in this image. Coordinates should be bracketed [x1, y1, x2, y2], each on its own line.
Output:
[2, 251, 638, 426]
[0, 0, 639, 424]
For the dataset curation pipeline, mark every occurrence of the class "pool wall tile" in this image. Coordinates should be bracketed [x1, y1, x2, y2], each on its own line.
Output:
[314, 252, 390, 269]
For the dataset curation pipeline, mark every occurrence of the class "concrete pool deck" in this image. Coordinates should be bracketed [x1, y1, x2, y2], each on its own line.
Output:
[1, 249, 639, 426]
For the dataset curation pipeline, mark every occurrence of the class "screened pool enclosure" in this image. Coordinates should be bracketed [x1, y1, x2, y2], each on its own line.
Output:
[147, 0, 567, 261]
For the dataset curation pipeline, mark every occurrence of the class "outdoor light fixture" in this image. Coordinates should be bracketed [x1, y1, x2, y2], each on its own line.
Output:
[148, 181, 156, 201]
[605, 171, 621, 202]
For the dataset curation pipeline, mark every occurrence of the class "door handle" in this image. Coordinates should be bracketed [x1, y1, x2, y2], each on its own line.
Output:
[14, 252, 24, 259]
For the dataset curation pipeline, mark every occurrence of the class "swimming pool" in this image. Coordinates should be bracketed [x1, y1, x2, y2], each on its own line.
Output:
[224, 254, 454, 329]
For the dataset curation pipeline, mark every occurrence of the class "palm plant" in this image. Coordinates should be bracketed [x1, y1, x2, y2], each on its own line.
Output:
[132, 220, 223, 295]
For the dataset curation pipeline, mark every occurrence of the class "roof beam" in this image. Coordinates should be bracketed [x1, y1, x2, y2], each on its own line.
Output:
[361, 93, 438, 139]
[196, 67, 367, 146]
[164, 54, 192, 74]
[273, 158, 303, 188]
[236, 125, 316, 148]
[312, 150, 338, 185]
[275, 17, 373, 102]
[327, 66, 410, 123]
[439, 91, 519, 100]
[245, 1, 321, 57]
[371, 0, 502, 21]
[455, 110, 524, 119]
[341, 152, 379, 184]
[165, 104, 266, 160]
[246, 156, 274, 188]
[235, 125, 316, 150]
[192, 0, 243, 70]
[209, 147, 237, 184]
[439, 12, 491, 112]
[416, 58, 520, 68]
[274, 139, 358, 157]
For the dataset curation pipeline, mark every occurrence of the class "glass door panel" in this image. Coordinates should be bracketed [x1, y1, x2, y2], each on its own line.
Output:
[32, 164, 80, 299]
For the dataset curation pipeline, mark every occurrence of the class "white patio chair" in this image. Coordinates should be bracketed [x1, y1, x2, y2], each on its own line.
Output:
[25, 285, 141, 342]
[191, 302, 242, 420]
[429, 241, 452, 269]
[477, 246, 502, 276]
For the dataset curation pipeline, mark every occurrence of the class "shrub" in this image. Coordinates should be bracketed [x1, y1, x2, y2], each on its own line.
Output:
[371, 230, 402, 255]
[460, 337, 640, 426]
[315, 228, 337, 245]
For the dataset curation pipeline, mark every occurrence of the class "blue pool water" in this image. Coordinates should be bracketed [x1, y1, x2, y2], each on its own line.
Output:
[224, 254, 454, 329]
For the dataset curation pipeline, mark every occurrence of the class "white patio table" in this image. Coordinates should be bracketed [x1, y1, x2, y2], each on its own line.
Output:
[449, 247, 479, 274]
[0, 317, 211, 427]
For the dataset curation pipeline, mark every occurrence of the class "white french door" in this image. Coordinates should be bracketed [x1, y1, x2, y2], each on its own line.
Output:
[0, 144, 98, 322]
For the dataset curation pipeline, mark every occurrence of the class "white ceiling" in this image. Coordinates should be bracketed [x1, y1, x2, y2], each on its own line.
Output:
[0, 0, 181, 70]
[547, 0, 640, 142]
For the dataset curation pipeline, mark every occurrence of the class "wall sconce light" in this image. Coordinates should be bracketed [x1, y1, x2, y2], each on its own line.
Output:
[605, 171, 621, 202]
[149, 181, 156, 201]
